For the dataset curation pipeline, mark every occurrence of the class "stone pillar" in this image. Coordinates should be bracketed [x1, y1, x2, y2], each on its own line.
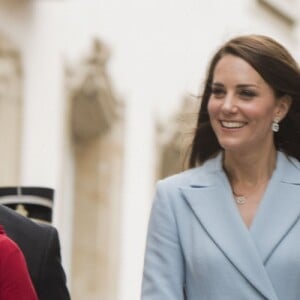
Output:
[0, 33, 22, 185]
[157, 96, 199, 179]
[67, 39, 124, 300]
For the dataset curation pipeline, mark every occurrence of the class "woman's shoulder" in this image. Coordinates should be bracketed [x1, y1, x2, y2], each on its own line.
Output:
[0, 225, 20, 253]
[158, 154, 221, 189]
[0, 224, 5, 235]
[159, 167, 202, 186]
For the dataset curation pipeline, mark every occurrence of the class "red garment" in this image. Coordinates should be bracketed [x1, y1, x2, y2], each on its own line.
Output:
[0, 226, 38, 300]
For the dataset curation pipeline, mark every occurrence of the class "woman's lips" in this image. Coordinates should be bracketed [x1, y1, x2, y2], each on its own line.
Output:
[220, 120, 246, 128]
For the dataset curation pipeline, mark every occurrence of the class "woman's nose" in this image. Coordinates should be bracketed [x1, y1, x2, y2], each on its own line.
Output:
[221, 94, 237, 113]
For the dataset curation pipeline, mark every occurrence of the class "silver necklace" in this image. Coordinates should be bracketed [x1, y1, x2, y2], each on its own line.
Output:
[233, 192, 246, 205]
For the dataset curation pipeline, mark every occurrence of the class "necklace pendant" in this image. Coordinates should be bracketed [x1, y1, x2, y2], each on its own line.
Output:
[235, 196, 246, 205]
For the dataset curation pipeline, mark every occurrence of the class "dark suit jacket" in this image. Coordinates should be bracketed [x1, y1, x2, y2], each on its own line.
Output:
[0, 204, 71, 300]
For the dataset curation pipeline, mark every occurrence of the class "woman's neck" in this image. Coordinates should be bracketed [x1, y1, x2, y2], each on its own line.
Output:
[223, 147, 277, 187]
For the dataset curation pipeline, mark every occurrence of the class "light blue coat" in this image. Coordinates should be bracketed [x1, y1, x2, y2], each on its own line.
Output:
[142, 151, 300, 300]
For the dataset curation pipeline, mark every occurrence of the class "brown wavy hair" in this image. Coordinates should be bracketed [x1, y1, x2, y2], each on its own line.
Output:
[188, 35, 300, 168]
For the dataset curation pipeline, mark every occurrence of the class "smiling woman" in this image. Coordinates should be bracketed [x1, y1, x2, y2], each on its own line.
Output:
[207, 54, 291, 155]
[189, 35, 300, 166]
[141, 35, 300, 300]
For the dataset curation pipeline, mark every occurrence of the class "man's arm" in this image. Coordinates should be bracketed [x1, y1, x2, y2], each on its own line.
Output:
[37, 225, 71, 300]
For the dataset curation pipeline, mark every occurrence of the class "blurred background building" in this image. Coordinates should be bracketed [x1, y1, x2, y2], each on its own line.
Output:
[0, 0, 298, 299]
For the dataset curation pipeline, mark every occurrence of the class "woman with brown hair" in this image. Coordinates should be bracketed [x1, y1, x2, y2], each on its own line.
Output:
[142, 35, 300, 300]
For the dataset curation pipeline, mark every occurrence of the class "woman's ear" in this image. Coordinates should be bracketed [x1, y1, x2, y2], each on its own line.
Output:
[276, 95, 292, 120]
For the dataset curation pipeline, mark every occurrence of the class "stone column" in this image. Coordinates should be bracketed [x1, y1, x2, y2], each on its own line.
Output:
[0, 33, 22, 185]
[157, 95, 199, 179]
[67, 39, 124, 300]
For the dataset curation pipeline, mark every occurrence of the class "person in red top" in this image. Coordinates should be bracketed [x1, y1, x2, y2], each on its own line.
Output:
[0, 225, 37, 300]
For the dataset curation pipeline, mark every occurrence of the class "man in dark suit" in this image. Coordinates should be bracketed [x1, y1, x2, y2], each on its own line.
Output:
[0, 204, 71, 300]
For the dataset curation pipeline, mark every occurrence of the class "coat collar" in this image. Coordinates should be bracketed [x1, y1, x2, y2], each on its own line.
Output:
[250, 152, 300, 263]
[180, 151, 300, 300]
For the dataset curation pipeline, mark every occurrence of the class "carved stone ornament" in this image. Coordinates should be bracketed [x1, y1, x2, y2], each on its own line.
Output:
[69, 39, 119, 141]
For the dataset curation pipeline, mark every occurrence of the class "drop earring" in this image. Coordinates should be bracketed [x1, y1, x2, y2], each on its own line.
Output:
[272, 117, 280, 132]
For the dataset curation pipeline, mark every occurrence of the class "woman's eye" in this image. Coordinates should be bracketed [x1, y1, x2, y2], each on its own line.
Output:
[211, 88, 225, 98]
[239, 89, 257, 99]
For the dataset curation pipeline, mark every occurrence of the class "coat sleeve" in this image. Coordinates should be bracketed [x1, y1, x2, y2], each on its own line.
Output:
[37, 225, 71, 300]
[141, 181, 185, 300]
[0, 236, 38, 300]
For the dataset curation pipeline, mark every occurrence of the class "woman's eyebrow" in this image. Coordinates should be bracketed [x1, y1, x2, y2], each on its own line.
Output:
[211, 82, 224, 87]
[211, 82, 259, 88]
[236, 84, 259, 88]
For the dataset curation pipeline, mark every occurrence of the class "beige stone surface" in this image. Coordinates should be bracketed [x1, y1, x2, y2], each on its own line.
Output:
[158, 95, 199, 179]
[67, 39, 124, 300]
[0, 33, 22, 185]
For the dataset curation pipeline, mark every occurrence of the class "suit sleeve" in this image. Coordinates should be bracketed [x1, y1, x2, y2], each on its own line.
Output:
[141, 181, 185, 300]
[37, 226, 71, 300]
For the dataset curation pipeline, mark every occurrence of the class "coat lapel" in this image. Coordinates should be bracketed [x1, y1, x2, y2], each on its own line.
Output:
[180, 153, 278, 300]
[250, 152, 300, 263]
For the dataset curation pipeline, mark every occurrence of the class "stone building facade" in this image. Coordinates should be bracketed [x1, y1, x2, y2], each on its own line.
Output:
[0, 1, 298, 300]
